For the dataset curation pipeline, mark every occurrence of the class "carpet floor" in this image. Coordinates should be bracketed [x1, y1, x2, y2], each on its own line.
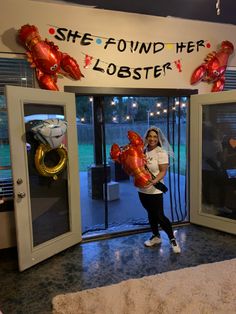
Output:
[52, 258, 236, 314]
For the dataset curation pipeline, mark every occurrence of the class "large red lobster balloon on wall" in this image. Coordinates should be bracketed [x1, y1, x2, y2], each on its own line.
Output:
[190, 40, 234, 92]
[18, 24, 84, 91]
[110, 130, 152, 188]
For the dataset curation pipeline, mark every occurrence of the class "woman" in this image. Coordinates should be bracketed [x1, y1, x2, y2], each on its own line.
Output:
[138, 126, 181, 253]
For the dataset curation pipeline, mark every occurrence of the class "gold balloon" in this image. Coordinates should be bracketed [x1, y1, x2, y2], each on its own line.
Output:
[34, 143, 67, 180]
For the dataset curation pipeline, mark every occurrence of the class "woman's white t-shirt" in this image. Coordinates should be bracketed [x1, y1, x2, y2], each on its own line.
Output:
[138, 146, 168, 195]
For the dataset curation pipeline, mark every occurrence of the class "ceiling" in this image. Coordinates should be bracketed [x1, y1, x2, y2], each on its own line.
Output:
[61, 0, 236, 26]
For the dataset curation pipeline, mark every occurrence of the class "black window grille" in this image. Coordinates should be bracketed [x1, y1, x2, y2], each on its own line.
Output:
[224, 68, 236, 91]
[0, 57, 34, 206]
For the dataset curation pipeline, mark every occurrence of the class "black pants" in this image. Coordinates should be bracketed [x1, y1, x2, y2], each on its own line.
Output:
[138, 192, 174, 240]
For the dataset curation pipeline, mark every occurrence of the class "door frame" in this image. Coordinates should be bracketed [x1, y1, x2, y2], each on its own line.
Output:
[64, 86, 198, 97]
[66, 86, 198, 236]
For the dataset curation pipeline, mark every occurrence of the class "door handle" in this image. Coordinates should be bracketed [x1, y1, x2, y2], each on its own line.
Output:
[17, 192, 26, 198]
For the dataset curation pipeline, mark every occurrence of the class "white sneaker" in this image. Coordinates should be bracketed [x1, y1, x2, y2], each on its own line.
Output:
[144, 235, 162, 247]
[170, 238, 181, 253]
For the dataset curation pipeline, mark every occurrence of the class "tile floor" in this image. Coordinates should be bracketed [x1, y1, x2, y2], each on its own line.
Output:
[0, 224, 236, 314]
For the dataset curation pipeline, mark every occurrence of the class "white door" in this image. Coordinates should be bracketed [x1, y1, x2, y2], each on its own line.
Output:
[6, 86, 81, 271]
[190, 90, 236, 235]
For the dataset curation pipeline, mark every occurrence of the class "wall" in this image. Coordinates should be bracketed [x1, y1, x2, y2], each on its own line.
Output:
[1, 0, 236, 94]
[1, 0, 236, 248]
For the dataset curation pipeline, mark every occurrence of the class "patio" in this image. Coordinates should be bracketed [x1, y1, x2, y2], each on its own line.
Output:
[79, 169, 187, 237]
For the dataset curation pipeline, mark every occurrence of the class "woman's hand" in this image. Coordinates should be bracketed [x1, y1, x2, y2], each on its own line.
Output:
[150, 178, 159, 185]
[145, 178, 159, 187]
[145, 181, 154, 188]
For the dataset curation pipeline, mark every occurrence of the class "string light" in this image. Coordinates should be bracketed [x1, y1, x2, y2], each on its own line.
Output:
[216, 0, 221, 15]
[107, 98, 187, 123]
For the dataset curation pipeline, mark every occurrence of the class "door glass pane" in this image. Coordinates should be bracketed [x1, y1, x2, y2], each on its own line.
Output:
[76, 96, 106, 234]
[202, 103, 236, 220]
[105, 96, 188, 231]
[24, 103, 70, 246]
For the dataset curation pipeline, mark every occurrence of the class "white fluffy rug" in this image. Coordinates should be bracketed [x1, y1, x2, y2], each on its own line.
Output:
[52, 258, 236, 314]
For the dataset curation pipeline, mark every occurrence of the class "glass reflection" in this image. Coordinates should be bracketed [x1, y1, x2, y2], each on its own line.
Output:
[24, 103, 70, 246]
[202, 104, 236, 220]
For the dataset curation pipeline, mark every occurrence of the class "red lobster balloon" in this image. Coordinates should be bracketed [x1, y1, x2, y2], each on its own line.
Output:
[110, 130, 152, 188]
[18, 24, 84, 91]
[190, 41, 234, 92]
